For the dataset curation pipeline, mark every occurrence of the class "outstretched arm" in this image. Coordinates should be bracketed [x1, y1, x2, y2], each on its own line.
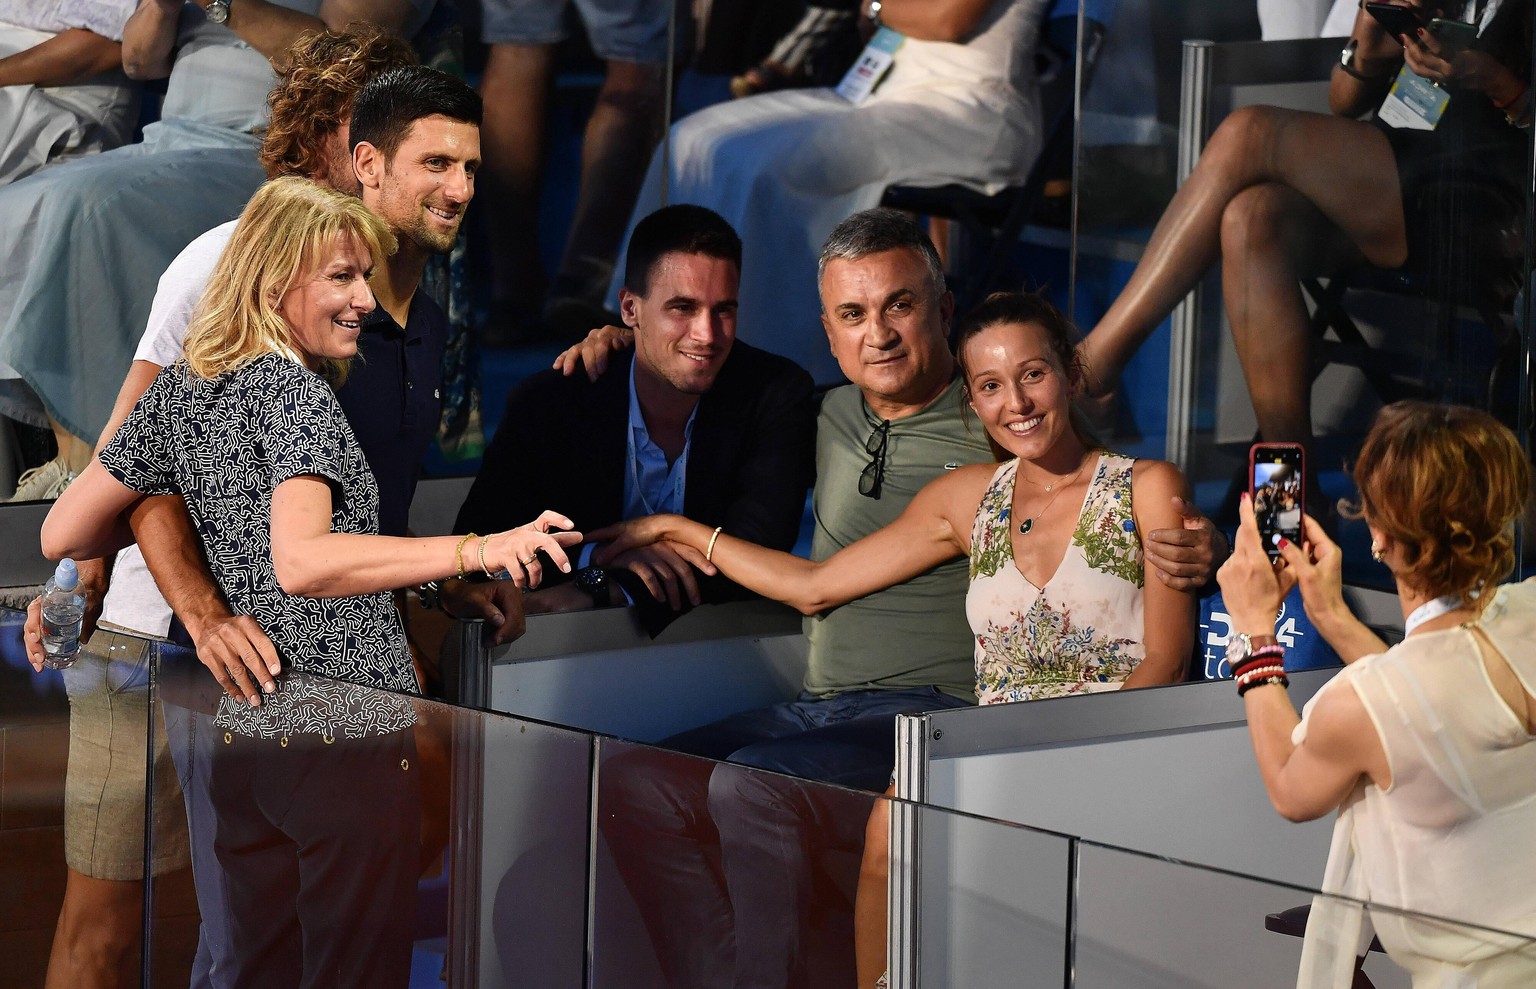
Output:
[271, 476, 582, 597]
[0, 29, 123, 87]
[1124, 461, 1197, 688]
[592, 467, 985, 616]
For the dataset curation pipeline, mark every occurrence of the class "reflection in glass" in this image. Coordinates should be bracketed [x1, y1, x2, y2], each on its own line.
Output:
[1070, 0, 1531, 590]
[472, 0, 679, 344]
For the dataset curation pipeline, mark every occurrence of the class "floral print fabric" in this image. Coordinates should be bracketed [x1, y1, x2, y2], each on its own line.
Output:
[965, 454, 1146, 705]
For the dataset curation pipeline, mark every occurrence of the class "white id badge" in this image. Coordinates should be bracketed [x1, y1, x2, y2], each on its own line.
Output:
[1376, 65, 1451, 131]
[835, 27, 906, 105]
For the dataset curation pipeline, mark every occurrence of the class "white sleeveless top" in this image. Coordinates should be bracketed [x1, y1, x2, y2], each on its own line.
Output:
[965, 453, 1146, 704]
[1295, 578, 1536, 987]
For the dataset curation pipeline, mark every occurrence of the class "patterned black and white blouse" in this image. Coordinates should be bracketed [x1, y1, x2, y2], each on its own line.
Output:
[100, 353, 417, 739]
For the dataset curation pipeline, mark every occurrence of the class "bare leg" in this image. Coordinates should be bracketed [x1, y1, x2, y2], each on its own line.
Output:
[1220, 182, 1365, 446]
[553, 59, 667, 301]
[1079, 105, 1407, 393]
[477, 43, 555, 322]
[44, 868, 144, 989]
[53, 419, 93, 473]
[853, 787, 894, 989]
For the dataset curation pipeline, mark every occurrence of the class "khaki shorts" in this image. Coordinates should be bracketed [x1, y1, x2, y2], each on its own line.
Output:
[62, 629, 190, 881]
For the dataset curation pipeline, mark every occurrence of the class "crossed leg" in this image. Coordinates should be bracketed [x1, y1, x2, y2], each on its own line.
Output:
[1078, 104, 1408, 442]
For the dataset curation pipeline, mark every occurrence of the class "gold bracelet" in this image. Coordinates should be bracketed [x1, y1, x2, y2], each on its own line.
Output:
[706, 526, 724, 563]
[455, 533, 477, 580]
[477, 536, 492, 577]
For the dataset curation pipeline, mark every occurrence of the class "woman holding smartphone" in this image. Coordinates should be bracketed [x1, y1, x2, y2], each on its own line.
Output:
[1218, 401, 1536, 986]
[1074, 0, 1531, 455]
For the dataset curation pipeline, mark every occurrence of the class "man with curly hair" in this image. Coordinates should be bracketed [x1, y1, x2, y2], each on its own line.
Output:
[0, 0, 433, 503]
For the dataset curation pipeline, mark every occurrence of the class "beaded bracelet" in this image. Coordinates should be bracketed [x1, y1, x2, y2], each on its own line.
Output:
[1238, 674, 1290, 698]
[455, 533, 478, 580]
[1235, 665, 1287, 690]
[1230, 645, 1286, 681]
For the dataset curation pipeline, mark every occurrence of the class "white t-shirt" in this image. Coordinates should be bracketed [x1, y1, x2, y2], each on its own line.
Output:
[97, 222, 235, 637]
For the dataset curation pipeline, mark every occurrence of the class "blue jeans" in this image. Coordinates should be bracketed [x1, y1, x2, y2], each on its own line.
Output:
[599, 686, 970, 989]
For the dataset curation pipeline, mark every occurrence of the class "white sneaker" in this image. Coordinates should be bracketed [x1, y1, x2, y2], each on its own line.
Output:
[8, 455, 77, 501]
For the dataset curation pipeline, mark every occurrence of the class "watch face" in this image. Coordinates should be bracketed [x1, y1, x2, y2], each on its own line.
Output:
[207, 0, 230, 23]
[1224, 633, 1249, 667]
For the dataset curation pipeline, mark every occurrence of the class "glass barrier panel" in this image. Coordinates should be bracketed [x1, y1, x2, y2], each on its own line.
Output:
[589, 736, 1074, 989]
[591, 737, 876, 988]
[464, 0, 681, 347]
[1070, 0, 1535, 591]
[0, 608, 178, 988]
[1074, 839, 1536, 989]
[147, 644, 595, 989]
[901, 800, 1072, 988]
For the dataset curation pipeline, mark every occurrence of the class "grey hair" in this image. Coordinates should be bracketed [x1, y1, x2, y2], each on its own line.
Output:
[816, 207, 947, 307]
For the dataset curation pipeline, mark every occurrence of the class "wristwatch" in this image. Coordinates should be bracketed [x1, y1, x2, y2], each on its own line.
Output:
[867, 0, 883, 28]
[1338, 39, 1381, 81]
[205, 0, 232, 25]
[1224, 632, 1279, 669]
[573, 567, 609, 606]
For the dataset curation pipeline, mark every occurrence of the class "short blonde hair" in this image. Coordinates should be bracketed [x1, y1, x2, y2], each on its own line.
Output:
[1348, 401, 1531, 604]
[183, 177, 396, 383]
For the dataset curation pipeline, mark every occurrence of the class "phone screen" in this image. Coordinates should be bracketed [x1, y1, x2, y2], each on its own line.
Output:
[1250, 444, 1305, 559]
[1429, 18, 1477, 48]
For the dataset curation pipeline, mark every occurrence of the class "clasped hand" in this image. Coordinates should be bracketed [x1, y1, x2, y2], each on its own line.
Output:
[588, 516, 719, 611]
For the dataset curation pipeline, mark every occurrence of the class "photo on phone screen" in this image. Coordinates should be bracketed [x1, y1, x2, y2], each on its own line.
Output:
[1250, 444, 1305, 559]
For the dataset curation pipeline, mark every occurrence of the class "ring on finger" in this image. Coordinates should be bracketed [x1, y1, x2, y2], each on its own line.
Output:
[519, 556, 537, 566]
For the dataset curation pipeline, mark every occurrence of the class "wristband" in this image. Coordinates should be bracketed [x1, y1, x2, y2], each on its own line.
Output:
[455, 533, 477, 580]
[706, 526, 724, 563]
[1238, 673, 1290, 697]
[1235, 665, 1287, 689]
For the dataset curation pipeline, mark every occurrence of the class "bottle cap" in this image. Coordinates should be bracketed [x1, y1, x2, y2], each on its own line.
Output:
[54, 558, 79, 591]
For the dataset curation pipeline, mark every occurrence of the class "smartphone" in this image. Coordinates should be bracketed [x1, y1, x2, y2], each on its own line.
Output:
[1429, 17, 1478, 48]
[1249, 443, 1306, 560]
[1364, 1, 1426, 40]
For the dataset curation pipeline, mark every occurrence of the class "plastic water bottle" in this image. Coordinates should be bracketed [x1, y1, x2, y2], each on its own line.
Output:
[40, 558, 86, 670]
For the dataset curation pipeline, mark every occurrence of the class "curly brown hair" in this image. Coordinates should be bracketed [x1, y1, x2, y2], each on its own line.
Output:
[258, 24, 417, 181]
[1348, 401, 1531, 605]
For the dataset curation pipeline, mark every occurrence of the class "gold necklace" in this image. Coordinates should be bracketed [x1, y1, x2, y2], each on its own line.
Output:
[1017, 457, 1091, 535]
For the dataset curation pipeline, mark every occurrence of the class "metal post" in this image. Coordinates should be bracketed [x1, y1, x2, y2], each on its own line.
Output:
[1165, 40, 1214, 469]
[888, 714, 932, 989]
[446, 620, 489, 986]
